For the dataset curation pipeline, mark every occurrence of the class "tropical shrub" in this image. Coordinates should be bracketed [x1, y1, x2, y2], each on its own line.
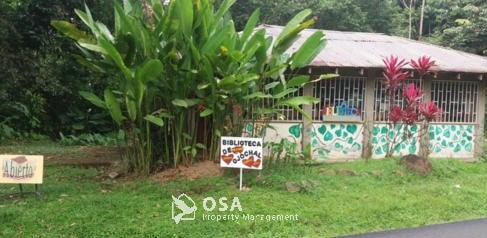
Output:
[0, 0, 115, 138]
[381, 55, 442, 158]
[52, 0, 325, 174]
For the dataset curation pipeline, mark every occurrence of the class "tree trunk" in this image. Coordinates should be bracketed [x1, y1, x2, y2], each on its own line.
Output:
[408, 1, 412, 39]
[402, 0, 415, 39]
[418, 0, 425, 40]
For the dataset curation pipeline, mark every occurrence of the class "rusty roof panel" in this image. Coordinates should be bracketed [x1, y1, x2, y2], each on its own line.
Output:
[263, 25, 487, 73]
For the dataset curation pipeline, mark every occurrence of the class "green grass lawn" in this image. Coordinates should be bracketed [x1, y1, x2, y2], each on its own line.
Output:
[2, 143, 487, 237]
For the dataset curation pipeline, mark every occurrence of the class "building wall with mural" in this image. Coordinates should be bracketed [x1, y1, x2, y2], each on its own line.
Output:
[259, 122, 476, 160]
[253, 73, 485, 161]
[308, 123, 363, 161]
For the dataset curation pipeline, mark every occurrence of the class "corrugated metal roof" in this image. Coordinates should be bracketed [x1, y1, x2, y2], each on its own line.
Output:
[263, 25, 487, 73]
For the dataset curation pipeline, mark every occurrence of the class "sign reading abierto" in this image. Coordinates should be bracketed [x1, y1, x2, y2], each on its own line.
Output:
[220, 136, 263, 170]
[0, 155, 43, 184]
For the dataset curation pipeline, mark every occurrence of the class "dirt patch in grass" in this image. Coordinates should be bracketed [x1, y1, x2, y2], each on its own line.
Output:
[44, 146, 122, 168]
[43, 145, 223, 182]
[153, 160, 224, 183]
[1, 141, 224, 182]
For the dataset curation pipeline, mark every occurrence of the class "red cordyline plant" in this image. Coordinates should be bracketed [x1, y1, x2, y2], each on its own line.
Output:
[411, 55, 436, 90]
[419, 101, 442, 122]
[403, 83, 423, 105]
[389, 105, 403, 124]
[382, 55, 442, 158]
[382, 55, 409, 94]
[411, 56, 436, 78]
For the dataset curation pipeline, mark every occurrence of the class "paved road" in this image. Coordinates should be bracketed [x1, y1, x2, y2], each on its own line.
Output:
[342, 218, 487, 238]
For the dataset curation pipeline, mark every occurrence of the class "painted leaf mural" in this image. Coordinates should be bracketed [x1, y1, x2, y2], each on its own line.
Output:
[311, 123, 363, 159]
[289, 124, 302, 138]
[372, 124, 475, 158]
[371, 124, 418, 157]
[429, 125, 474, 158]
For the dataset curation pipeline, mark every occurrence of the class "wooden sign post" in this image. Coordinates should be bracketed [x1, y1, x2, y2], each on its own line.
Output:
[220, 137, 263, 191]
[1, 155, 44, 197]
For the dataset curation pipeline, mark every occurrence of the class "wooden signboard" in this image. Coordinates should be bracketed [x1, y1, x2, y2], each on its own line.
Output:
[0, 155, 43, 184]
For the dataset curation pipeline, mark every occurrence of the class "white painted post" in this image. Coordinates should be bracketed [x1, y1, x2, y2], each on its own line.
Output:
[239, 168, 243, 191]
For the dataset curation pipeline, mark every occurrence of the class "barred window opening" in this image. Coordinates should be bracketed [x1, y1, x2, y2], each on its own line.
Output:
[313, 76, 366, 121]
[374, 79, 420, 122]
[432, 80, 478, 123]
[261, 88, 303, 121]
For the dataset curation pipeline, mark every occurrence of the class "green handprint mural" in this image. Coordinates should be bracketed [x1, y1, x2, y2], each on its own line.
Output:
[371, 124, 475, 158]
[250, 122, 475, 160]
[429, 124, 474, 157]
[371, 124, 419, 157]
[310, 123, 363, 158]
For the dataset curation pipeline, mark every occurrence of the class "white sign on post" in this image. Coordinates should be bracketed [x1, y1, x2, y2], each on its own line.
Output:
[0, 155, 44, 184]
[220, 136, 263, 191]
[220, 136, 263, 169]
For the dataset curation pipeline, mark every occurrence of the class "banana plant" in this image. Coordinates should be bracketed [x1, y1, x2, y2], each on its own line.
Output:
[52, 0, 327, 172]
[52, 1, 164, 174]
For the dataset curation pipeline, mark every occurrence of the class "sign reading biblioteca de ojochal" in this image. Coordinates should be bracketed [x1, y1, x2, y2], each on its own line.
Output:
[220, 136, 263, 170]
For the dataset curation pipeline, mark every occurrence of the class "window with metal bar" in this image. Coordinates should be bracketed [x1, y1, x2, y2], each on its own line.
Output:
[312, 76, 366, 121]
[261, 88, 303, 121]
[431, 80, 478, 123]
[373, 78, 419, 122]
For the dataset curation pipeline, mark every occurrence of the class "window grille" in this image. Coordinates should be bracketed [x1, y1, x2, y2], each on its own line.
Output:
[313, 76, 366, 121]
[373, 78, 419, 122]
[432, 80, 478, 123]
[261, 88, 303, 121]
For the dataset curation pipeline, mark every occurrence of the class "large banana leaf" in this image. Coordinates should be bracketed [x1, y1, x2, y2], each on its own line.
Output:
[125, 92, 138, 121]
[202, 21, 234, 54]
[239, 9, 260, 48]
[79, 91, 106, 109]
[104, 89, 124, 126]
[291, 31, 326, 69]
[144, 114, 164, 127]
[276, 96, 319, 121]
[50, 20, 92, 42]
[98, 38, 133, 80]
[133, 59, 163, 108]
[210, 0, 236, 31]
[164, 0, 193, 37]
[276, 96, 319, 107]
[273, 9, 312, 55]
[137, 59, 164, 83]
[287, 75, 310, 88]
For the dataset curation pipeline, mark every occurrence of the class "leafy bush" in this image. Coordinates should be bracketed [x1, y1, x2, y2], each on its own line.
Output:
[264, 138, 311, 166]
[0, 0, 115, 138]
[52, 0, 325, 174]
[59, 131, 124, 146]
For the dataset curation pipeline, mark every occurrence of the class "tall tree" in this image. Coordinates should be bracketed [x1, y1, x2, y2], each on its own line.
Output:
[423, 0, 487, 55]
[0, 0, 115, 139]
[232, 0, 401, 34]
[314, 0, 370, 32]
[418, 0, 425, 40]
[401, 0, 417, 39]
[356, 0, 399, 34]
[231, 0, 318, 30]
